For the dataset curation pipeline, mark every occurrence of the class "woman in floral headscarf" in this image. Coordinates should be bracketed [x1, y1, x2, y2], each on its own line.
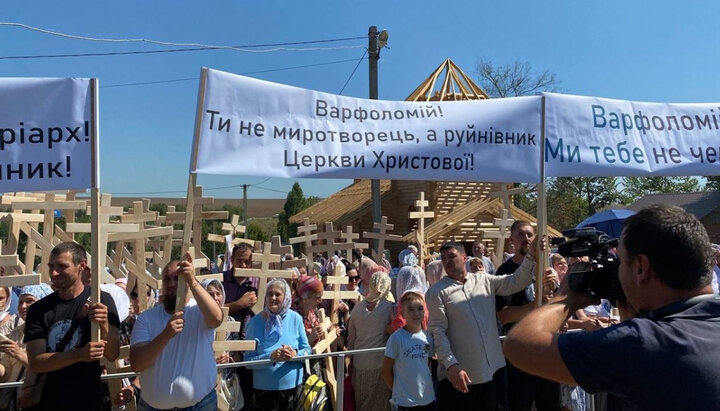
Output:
[347, 271, 394, 411]
[0, 283, 53, 410]
[244, 278, 310, 410]
[293, 275, 326, 347]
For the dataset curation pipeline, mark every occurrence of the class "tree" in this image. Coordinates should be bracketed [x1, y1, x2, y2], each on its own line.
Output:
[475, 58, 560, 98]
[277, 183, 309, 242]
[621, 176, 701, 204]
[545, 177, 622, 231]
[706, 176, 720, 191]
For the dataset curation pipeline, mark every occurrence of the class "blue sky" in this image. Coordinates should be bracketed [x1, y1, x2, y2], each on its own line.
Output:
[2, 1, 718, 199]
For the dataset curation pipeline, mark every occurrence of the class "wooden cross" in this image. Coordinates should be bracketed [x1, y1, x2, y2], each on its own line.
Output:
[321, 259, 359, 324]
[212, 307, 256, 411]
[409, 192, 435, 267]
[103, 345, 137, 411]
[65, 193, 139, 283]
[480, 209, 514, 267]
[488, 184, 527, 218]
[289, 218, 318, 267]
[269, 235, 293, 270]
[0, 240, 40, 288]
[119, 200, 160, 308]
[312, 308, 339, 410]
[16, 220, 59, 283]
[363, 216, 403, 265]
[340, 225, 368, 263]
[234, 242, 295, 315]
[189, 186, 229, 252]
[308, 222, 352, 259]
[222, 214, 246, 237]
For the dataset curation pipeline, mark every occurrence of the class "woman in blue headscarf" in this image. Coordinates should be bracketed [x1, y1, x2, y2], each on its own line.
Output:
[244, 278, 311, 410]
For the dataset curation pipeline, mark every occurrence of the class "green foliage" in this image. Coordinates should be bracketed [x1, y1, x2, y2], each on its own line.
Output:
[247, 222, 269, 242]
[705, 176, 720, 192]
[546, 177, 622, 231]
[621, 176, 700, 203]
[277, 183, 310, 242]
[149, 202, 168, 215]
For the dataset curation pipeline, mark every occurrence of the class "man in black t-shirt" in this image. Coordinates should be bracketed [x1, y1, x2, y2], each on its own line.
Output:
[496, 221, 560, 411]
[24, 242, 120, 410]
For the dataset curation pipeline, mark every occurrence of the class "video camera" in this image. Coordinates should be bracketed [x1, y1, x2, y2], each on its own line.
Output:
[554, 227, 625, 301]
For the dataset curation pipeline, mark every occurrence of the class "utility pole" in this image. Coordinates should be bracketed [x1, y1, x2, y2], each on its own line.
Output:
[369, 26, 382, 235]
[242, 184, 248, 238]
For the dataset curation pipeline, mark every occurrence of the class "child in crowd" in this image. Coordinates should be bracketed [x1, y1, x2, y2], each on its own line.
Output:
[381, 292, 436, 411]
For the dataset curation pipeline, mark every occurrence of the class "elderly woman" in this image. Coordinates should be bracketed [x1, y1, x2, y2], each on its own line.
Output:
[293, 275, 326, 347]
[0, 284, 53, 410]
[347, 271, 394, 411]
[244, 278, 310, 410]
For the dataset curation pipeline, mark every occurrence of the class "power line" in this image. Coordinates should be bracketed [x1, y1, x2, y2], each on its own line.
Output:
[112, 178, 277, 195]
[100, 58, 366, 89]
[0, 38, 367, 60]
[338, 49, 367, 95]
[0, 22, 364, 53]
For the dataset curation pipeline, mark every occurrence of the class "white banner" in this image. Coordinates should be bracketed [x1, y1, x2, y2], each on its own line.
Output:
[0, 78, 95, 192]
[193, 68, 543, 183]
[544, 92, 720, 177]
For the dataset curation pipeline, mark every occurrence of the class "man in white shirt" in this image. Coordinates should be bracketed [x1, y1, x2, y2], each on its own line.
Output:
[426, 239, 543, 410]
[130, 258, 223, 410]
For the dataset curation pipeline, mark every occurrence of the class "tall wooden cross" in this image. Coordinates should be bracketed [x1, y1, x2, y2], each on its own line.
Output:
[189, 186, 229, 253]
[363, 216, 403, 265]
[289, 218, 318, 267]
[11, 193, 86, 277]
[65, 193, 139, 284]
[340, 225, 368, 263]
[488, 184, 527, 219]
[308, 222, 351, 260]
[321, 259, 359, 324]
[408, 192, 435, 267]
[312, 308, 339, 410]
[222, 214, 246, 237]
[269, 235, 303, 271]
[212, 307, 256, 411]
[480, 209, 514, 267]
[234, 242, 295, 315]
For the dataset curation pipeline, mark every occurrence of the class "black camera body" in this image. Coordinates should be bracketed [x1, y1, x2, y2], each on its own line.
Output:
[556, 227, 625, 301]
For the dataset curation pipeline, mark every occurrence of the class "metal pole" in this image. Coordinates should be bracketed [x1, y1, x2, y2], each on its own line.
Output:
[242, 183, 248, 238]
[336, 353, 346, 411]
[369, 25, 382, 251]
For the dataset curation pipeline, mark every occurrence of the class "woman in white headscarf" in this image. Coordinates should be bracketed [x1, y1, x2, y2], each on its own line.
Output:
[244, 278, 311, 410]
[0, 287, 17, 336]
[347, 271, 394, 411]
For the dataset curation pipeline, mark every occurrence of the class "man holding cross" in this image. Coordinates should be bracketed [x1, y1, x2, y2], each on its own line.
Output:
[24, 242, 121, 410]
[130, 257, 223, 410]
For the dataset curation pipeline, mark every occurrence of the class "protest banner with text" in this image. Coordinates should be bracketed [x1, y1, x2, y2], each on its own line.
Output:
[544, 92, 720, 177]
[0, 78, 95, 192]
[192, 68, 543, 183]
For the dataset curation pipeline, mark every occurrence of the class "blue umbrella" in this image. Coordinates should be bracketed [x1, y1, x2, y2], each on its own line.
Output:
[576, 209, 635, 239]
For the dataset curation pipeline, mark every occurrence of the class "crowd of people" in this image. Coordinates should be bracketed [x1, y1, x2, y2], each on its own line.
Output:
[0, 204, 719, 410]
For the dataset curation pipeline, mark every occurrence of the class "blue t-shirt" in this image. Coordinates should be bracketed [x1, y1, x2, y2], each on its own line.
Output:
[384, 328, 435, 407]
[244, 309, 311, 391]
[558, 297, 720, 411]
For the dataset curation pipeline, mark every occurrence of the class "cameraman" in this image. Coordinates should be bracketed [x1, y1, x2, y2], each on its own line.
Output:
[503, 205, 720, 410]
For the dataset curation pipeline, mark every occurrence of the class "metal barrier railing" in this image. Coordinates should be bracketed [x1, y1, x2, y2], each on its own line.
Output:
[0, 331, 586, 411]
